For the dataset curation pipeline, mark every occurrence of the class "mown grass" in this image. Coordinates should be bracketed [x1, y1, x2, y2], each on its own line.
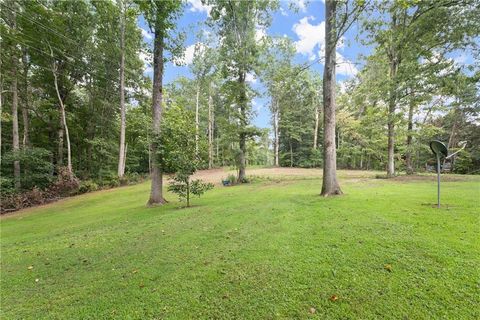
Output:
[1, 171, 479, 319]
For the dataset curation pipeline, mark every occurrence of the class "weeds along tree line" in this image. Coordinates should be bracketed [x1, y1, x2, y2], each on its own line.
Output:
[1, 0, 479, 210]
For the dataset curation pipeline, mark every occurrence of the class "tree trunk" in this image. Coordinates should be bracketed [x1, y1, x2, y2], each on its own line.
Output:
[52, 62, 72, 175]
[186, 178, 190, 207]
[321, 0, 342, 196]
[273, 98, 280, 166]
[313, 90, 319, 150]
[237, 72, 247, 182]
[195, 83, 200, 156]
[58, 118, 64, 167]
[290, 140, 293, 167]
[123, 143, 128, 174]
[405, 101, 414, 175]
[208, 85, 214, 169]
[117, 2, 126, 177]
[12, 50, 21, 190]
[386, 14, 399, 178]
[313, 104, 319, 149]
[21, 47, 30, 148]
[148, 19, 167, 206]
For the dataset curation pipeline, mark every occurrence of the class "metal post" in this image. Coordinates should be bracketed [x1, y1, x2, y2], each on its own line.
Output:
[436, 153, 441, 208]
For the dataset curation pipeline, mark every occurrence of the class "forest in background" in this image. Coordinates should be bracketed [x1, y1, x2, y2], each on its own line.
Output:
[1, 0, 479, 211]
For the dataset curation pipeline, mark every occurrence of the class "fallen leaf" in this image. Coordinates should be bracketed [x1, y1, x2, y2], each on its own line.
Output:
[27, 266, 33, 270]
[309, 307, 316, 314]
[330, 295, 339, 302]
[132, 269, 138, 274]
[384, 264, 393, 272]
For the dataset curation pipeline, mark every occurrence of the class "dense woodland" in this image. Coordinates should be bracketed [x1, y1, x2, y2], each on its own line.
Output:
[1, 0, 479, 210]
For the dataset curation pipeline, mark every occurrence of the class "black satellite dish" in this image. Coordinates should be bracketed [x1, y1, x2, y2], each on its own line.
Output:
[428, 140, 467, 208]
[429, 140, 448, 158]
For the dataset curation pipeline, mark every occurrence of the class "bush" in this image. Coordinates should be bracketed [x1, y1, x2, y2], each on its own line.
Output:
[96, 170, 120, 188]
[78, 180, 99, 194]
[168, 173, 214, 207]
[1, 147, 54, 191]
[453, 150, 474, 174]
[119, 172, 144, 186]
[1, 187, 46, 213]
[48, 167, 80, 197]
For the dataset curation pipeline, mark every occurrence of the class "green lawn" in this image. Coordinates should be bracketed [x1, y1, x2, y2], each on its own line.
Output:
[1, 170, 479, 319]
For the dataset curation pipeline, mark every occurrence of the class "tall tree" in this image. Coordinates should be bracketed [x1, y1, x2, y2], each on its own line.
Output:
[7, 6, 21, 189]
[321, 0, 365, 196]
[364, 0, 480, 177]
[117, 0, 127, 177]
[138, 0, 183, 206]
[321, 0, 341, 195]
[207, 0, 277, 182]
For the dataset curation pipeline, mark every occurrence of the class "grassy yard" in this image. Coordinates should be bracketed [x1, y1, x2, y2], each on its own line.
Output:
[1, 169, 479, 319]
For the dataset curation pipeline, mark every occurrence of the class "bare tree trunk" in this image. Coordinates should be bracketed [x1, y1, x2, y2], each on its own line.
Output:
[117, 1, 126, 177]
[313, 102, 319, 149]
[237, 72, 247, 182]
[148, 20, 167, 206]
[21, 47, 30, 148]
[273, 98, 280, 166]
[290, 140, 293, 167]
[216, 136, 219, 162]
[321, 0, 342, 196]
[58, 117, 64, 167]
[208, 86, 214, 169]
[12, 50, 21, 190]
[405, 101, 414, 175]
[51, 62, 72, 175]
[195, 83, 200, 156]
[123, 143, 128, 174]
[48, 44, 72, 174]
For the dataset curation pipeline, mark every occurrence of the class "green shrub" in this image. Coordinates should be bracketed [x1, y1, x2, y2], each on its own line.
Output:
[78, 180, 99, 194]
[96, 170, 120, 188]
[453, 150, 474, 174]
[168, 173, 214, 207]
[1, 147, 54, 191]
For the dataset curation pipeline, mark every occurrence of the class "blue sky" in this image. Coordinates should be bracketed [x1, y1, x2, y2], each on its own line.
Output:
[136, 0, 370, 129]
[138, 1, 477, 129]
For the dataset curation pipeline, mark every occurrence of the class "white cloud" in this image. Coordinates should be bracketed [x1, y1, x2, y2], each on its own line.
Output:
[139, 51, 152, 74]
[187, 0, 212, 15]
[175, 43, 207, 65]
[336, 53, 358, 77]
[183, 44, 196, 64]
[255, 27, 267, 42]
[293, 16, 356, 77]
[246, 72, 257, 84]
[292, 17, 325, 58]
[141, 28, 153, 40]
[280, 6, 288, 16]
